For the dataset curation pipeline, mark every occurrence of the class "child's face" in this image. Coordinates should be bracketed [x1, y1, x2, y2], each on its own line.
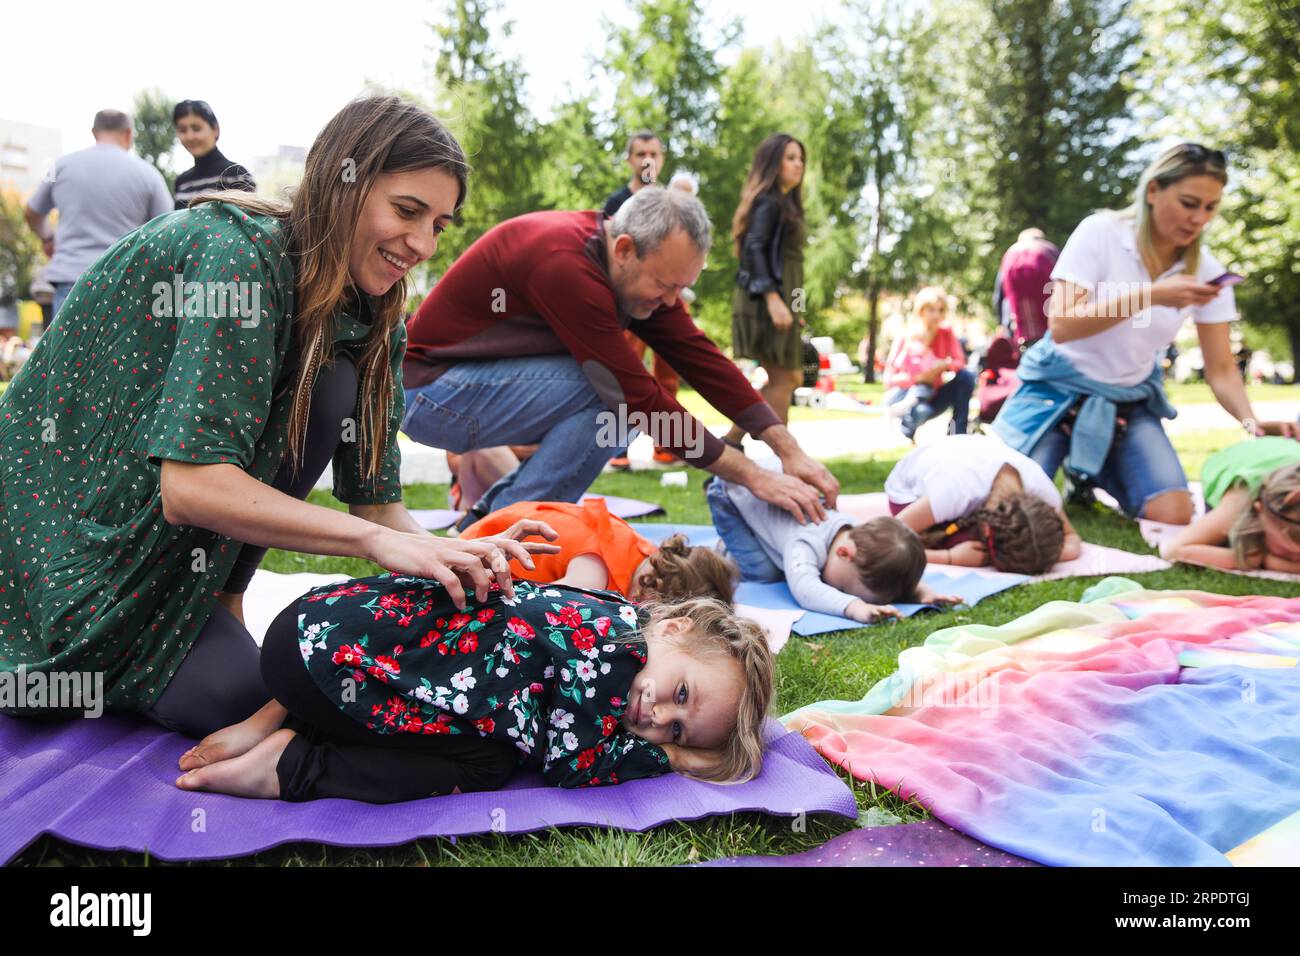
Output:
[822, 530, 885, 603]
[1257, 503, 1300, 562]
[623, 617, 744, 750]
[919, 303, 945, 329]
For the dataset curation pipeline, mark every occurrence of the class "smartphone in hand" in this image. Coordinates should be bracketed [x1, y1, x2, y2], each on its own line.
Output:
[1208, 272, 1244, 287]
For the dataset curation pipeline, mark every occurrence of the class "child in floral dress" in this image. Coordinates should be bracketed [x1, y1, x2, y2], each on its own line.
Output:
[175, 574, 775, 803]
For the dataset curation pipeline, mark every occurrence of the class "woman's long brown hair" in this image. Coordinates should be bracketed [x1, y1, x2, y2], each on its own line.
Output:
[192, 95, 468, 490]
[730, 133, 806, 258]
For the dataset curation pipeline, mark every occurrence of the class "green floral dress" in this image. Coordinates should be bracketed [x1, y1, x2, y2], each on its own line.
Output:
[297, 576, 672, 787]
[0, 202, 406, 711]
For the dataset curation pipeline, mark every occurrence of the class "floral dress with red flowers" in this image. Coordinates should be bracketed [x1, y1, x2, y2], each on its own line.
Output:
[296, 573, 671, 788]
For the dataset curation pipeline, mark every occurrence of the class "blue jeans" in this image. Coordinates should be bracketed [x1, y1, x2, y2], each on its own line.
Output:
[402, 355, 619, 515]
[51, 282, 75, 319]
[705, 477, 783, 583]
[1026, 401, 1188, 518]
[891, 369, 975, 438]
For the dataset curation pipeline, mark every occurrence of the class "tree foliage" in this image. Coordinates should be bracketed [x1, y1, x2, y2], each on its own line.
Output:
[132, 87, 178, 192]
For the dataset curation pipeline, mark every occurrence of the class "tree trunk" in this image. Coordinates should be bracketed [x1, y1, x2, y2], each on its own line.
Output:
[865, 282, 882, 384]
[1288, 319, 1300, 385]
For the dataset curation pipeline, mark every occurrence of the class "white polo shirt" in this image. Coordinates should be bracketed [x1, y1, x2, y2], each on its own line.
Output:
[1050, 212, 1236, 386]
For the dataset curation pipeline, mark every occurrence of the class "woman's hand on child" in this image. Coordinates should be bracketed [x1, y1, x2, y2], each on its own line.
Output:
[947, 540, 989, 567]
[661, 743, 726, 777]
[485, 519, 563, 554]
[845, 599, 902, 623]
[750, 467, 829, 524]
[369, 530, 551, 607]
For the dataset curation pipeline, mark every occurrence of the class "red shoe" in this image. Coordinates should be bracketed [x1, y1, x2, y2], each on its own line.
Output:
[608, 456, 631, 470]
[652, 450, 677, 464]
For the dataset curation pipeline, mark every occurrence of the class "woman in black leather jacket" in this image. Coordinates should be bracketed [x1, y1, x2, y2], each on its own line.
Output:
[724, 134, 807, 445]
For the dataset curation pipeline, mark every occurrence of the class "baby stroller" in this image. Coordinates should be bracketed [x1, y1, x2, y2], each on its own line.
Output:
[972, 334, 1020, 431]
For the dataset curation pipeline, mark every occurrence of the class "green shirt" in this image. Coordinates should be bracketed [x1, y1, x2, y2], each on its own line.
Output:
[1202, 437, 1300, 509]
[0, 202, 405, 711]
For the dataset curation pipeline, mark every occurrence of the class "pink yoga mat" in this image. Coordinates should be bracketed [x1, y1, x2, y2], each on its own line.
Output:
[837, 492, 1171, 581]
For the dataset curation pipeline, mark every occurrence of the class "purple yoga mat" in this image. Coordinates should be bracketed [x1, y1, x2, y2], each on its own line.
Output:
[699, 820, 1039, 867]
[0, 715, 855, 864]
[411, 494, 667, 532]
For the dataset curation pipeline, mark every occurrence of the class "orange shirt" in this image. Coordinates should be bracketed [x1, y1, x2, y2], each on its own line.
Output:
[460, 498, 656, 596]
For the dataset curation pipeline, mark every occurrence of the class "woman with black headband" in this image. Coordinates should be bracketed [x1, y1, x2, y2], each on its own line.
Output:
[993, 141, 1299, 527]
[173, 99, 257, 210]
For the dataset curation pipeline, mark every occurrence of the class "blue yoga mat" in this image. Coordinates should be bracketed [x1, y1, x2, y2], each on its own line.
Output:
[736, 567, 1029, 636]
[0, 715, 855, 864]
[627, 522, 720, 547]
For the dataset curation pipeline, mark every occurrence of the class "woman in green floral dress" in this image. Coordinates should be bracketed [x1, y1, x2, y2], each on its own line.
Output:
[0, 96, 547, 738]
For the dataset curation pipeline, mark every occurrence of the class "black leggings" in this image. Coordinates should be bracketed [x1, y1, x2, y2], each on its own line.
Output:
[145, 354, 359, 740]
[260, 599, 519, 803]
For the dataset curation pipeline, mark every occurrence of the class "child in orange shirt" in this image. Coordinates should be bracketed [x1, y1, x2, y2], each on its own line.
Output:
[460, 498, 739, 604]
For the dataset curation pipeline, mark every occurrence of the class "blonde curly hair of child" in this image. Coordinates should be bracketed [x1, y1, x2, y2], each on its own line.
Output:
[633, 596, 774, 784]
[1228, 462, 1300, 568]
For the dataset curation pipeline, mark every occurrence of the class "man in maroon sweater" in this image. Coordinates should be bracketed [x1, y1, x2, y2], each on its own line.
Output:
[401, 186, 838, 526]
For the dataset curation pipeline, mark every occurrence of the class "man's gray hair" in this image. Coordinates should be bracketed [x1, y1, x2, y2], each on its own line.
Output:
[608, 185, 712, 257]
[92, 110, 132, 133]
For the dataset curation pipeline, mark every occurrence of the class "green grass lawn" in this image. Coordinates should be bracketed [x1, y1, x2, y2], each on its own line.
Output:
[672, 378, 1295, 426]
[14, 435, 1300, 868]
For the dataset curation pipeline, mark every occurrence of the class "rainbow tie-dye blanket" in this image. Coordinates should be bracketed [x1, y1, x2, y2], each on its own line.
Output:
[782, 578, 1300, 866]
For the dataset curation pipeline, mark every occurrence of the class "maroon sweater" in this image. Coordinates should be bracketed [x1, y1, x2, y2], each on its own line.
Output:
[403, 210, 780, 466]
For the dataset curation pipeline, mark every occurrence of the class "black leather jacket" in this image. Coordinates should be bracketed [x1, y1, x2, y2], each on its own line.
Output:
[735, 193, 787, 298]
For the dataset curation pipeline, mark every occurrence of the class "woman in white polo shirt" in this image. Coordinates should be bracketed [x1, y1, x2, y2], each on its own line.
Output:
[994, 142, 1298, 525]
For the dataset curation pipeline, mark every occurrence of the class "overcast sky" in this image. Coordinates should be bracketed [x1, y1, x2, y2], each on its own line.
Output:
[2, 0, 842, 169]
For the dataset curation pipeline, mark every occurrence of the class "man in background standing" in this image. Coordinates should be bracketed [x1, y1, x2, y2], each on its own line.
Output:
[25, 109, 173, 318]
[603, 129, 680, 465]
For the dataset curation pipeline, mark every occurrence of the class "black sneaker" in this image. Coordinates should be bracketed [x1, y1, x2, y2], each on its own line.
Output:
[454, 501, 490, 534]
[1063, 469, 1097, 507]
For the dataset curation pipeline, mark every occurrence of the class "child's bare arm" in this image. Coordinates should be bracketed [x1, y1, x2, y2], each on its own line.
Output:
[912, 581, 962, 605]
[894, 498, 965, 565]
[894, 498, 935, 532]
[1262, 553, 1300, 573]
[844, 599, 902, 623]
[1160, 490, 1248, 566]
[551, 552, 611, 590]
[1058, 511, 1083, 562]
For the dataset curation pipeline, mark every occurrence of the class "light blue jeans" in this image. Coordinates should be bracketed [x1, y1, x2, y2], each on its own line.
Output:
[1026, 401, 1188, 517]
[401, 355, 620, 515]
[705, 477, 783, 583]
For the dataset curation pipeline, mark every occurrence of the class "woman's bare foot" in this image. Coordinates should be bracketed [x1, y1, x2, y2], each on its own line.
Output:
[178, 700, 288, 771]
[175, 727, 296, 799]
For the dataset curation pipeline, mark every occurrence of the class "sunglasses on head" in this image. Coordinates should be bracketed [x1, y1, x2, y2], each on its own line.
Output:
[1179, 142, 1227, 166]
[1262, 495, 1300, 528]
